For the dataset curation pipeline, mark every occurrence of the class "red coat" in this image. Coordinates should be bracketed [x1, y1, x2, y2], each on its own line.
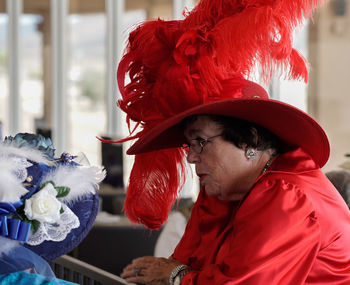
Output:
[173, 148, 350, 284]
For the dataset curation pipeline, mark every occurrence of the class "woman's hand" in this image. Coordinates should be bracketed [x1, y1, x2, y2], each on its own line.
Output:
[121, 256, 183, 285]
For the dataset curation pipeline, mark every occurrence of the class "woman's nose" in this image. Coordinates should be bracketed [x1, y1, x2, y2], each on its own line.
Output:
[186, 149, 200, 164]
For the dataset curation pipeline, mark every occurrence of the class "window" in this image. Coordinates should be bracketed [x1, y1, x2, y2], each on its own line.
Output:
[0, 13, 7, 138]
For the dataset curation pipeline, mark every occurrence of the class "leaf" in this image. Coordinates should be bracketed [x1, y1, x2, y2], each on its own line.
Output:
[14, 205, 27, 221]
[31, 220, 40, 233]
[55, 186, 70, 198]
[60, 207, 64, 214]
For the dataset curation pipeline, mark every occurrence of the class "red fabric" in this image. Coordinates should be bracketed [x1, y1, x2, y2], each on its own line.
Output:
[173, 148, 350, 284]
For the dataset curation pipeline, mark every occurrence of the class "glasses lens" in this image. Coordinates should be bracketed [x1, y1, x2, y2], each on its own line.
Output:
[182, 140, 202, 154]
[192, 140, 202, 154]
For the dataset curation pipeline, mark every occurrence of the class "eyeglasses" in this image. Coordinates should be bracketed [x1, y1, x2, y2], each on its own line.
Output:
[182, 134, 222, 154]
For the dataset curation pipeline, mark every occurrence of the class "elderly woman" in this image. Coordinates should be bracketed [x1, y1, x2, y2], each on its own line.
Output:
[108, 0, 350, 284]
[120, 85, 350, 284]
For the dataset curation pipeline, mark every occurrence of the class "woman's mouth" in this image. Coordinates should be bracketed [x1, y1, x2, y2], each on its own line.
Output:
[198, 174, 207, 182]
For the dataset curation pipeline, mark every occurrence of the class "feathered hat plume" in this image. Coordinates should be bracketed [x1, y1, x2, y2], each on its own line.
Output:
[112, 0, 324, 229]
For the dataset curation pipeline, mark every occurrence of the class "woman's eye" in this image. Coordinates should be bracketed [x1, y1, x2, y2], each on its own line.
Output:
[194, 137, 205, 143]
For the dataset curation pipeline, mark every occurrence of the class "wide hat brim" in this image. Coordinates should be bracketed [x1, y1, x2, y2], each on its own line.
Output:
[127, 98, 330, 168]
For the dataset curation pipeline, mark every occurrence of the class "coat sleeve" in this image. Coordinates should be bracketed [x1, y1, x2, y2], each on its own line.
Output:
[180, 178, 321, 284]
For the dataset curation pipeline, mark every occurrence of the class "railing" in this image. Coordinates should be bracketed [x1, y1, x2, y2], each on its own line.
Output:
[50, 255, 131, 285]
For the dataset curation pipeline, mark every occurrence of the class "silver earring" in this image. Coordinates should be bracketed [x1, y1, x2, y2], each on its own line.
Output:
[245, 148, 257, 160]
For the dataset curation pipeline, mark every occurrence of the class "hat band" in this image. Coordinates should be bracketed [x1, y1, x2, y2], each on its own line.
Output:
[0, 215, 31, 242]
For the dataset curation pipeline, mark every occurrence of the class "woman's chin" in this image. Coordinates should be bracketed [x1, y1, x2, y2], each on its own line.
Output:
[204, 186, 219, 198]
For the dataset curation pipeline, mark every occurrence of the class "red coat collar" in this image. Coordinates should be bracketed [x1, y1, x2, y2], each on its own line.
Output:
[268, 147, 319, 175]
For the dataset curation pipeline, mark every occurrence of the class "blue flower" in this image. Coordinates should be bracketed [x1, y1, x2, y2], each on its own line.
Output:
[4, 133, 55, 159]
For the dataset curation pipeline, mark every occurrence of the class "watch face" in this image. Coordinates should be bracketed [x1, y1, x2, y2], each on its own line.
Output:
[174, 276, 181, 285]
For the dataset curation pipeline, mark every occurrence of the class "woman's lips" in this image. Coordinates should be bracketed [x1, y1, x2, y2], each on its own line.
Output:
[198, 174, 207, 182]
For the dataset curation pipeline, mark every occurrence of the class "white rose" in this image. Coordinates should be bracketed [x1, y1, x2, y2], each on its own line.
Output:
[24, 183, 62, 223]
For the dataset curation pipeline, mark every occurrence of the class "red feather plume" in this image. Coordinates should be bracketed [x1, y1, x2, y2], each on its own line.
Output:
[183, 0, 322, 82]
[123, 148, 187, 229]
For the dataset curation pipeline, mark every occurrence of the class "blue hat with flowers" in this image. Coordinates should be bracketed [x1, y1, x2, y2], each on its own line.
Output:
[0, 133, 105, 269]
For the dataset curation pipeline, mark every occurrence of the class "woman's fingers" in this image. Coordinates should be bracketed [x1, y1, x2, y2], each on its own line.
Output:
[121, 256, 184, 285]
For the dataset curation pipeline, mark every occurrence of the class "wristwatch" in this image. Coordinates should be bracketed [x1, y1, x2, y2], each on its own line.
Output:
[169, 264, 191, 285]
[174, 275, 181, 285]
[174, 269, 189, 285]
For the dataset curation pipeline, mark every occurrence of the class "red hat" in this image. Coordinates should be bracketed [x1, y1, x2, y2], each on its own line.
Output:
[127, 80, 329, 169]
[108, 0, 327, 229]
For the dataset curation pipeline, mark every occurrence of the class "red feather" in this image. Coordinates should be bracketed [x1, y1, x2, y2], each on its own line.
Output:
[123, 148, 187, 229]
[183, 0, 323, 82]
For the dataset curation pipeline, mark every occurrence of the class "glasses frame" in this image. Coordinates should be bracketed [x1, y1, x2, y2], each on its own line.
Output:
[183, 134, 222, 154]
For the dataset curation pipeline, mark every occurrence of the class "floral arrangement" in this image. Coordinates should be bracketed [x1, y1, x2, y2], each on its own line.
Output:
[0, 133, 105, 245]
[16, 181, 70, 233]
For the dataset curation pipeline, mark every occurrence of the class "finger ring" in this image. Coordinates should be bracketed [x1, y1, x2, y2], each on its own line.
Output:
[134, 267, 141, 276]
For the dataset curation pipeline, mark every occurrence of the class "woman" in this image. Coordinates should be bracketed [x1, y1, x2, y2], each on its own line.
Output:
[108, 0, 350, 284]
[120, 84, 350, 285]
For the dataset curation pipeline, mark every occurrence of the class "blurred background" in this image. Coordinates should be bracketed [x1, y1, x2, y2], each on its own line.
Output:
[1, 0, 350, 277]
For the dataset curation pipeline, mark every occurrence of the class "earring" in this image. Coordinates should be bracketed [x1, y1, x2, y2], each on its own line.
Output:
[245, 148, 257, 160]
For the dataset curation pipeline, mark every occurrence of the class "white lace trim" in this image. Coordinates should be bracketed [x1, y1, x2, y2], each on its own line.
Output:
[27, 204, 80, 246]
